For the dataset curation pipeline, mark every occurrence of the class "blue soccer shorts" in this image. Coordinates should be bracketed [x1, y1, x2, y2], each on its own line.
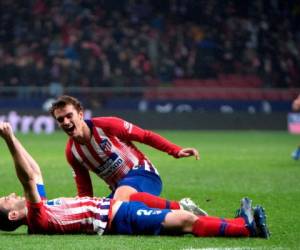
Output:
[110, 201, 171, 235]
[107, 168, 162, 198]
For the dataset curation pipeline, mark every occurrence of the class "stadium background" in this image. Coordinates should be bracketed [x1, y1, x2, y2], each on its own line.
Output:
[0, 0, 299, 131]
[1, 2, 300, 249]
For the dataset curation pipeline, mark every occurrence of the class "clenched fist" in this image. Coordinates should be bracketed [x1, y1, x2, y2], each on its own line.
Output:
[0, 122, 14, 140]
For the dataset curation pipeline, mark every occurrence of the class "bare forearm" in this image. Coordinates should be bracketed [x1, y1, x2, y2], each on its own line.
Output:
[0, 122, 41, 203]
[12, 135, 44, 183]
[4, 135, 36, 185]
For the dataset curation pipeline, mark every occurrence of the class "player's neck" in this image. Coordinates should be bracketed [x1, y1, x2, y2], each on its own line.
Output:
[76, 123, 91, 144]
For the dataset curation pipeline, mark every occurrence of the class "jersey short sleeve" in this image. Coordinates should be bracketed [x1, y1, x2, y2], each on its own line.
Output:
[26, 201, 48, 233]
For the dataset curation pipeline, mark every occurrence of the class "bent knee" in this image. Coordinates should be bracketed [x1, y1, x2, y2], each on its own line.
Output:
[180, 212, 198, 226]
[163, 210, 197, 233]
[113, 186, 138, 201]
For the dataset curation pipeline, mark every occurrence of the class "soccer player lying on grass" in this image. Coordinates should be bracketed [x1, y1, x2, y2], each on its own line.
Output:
[49, 95, 205, 212]
[0, 122, 270, 238]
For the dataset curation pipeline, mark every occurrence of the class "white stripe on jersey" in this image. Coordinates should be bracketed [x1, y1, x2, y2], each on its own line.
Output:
[57, 197, 110, 208]
[44, 197, 110, 234]
[80, 144, 99, 166]
[95, 127, 109, 141]
[71, 143, 91, 169]
[144, 160, 151, 171]
[95, 127, 137, 169]
[144, 160, 159, 175]
[113, 136, 139, 167]
[70, 126, 158, 188]
[48, 205, 108, 217]
[45, 212, 106, 228]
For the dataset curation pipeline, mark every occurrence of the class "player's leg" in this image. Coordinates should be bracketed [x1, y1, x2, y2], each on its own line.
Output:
[161, 209, 198, 233]
[164, 198, 270, 238]
[112, 169, 178, 208]
[111, 168, 162, 200]
[130, 192, 208, 215]
[110, 201, 198, 235]
[111, 169, 207, 215]
[110, 201, 171, 235]
[235, 197, 270, 238]
[191, 215, 250, 237]
[113, 186, 184, 210]
[161, 209, 250, 236]
[110, 201, 251, 237]
[112, 185, 138, 201]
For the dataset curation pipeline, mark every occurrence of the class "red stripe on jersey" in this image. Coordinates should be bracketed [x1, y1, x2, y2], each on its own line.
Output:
[27, 197, 111, 235]
[85, 141, 104, 165]
[45, 203, 94, 218]
[48, 200, 100, 210]
[49, 209, 99, 222]
[74, 143, 95, 170]
[94, 126, 137, 169]
[68, 118, 163, 190]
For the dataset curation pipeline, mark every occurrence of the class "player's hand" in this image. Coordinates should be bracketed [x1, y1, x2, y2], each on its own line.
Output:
[0, 122, 14, 140]
[177, 148, 200, 160]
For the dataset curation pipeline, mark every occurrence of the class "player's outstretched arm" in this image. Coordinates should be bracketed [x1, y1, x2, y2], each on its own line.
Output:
[3, 127, 45, 185]
[177, 148, 200, 160]
[0, 122, 41, 203]
[15, 138, 44, 185]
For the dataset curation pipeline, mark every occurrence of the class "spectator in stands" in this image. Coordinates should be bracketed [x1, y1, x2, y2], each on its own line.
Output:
[0, 0, 299, 95]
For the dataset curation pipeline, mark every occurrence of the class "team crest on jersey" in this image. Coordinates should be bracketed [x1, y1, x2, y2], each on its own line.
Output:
[99, 138, 112, 152]
[46, 198, 62, 206]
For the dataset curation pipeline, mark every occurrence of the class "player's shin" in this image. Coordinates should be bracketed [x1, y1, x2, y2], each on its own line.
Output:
[129, 192, 180, 209]
[192, 216, 250, 237]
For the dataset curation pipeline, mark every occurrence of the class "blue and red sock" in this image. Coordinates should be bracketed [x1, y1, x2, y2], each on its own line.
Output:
[192, 216, 250, 237]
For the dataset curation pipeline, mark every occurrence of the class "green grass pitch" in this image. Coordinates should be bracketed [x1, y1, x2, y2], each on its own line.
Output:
[0, 130, 300, 250]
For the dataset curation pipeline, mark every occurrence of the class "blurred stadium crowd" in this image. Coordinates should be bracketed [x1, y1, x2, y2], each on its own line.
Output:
[0, 0, 300, 96]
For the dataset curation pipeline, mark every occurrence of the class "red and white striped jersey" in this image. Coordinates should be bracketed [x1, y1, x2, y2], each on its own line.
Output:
[26, 197, 113, 235]
[65, 117, 182, 196]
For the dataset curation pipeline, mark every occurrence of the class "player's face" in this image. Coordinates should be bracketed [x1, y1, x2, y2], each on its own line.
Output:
[53, 104, 84, 138]
[0, 193, 25, 212]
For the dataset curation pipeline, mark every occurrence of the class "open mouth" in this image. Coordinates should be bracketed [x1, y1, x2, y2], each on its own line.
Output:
[64, 125, 76, 134]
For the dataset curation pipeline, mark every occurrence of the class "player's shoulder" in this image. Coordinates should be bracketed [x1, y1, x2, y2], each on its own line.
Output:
[92, 116, 124, 126]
